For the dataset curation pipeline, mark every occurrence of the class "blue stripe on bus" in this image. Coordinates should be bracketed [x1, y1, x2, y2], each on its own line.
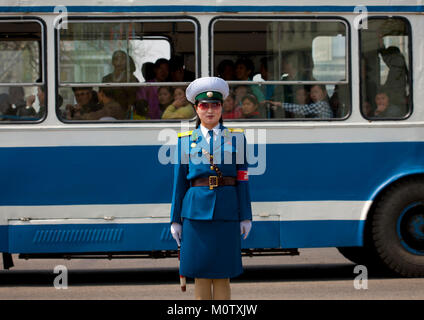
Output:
[0, 141, 423, 205]
[0, 5, 423, 13]
[2, 220, 363, 253]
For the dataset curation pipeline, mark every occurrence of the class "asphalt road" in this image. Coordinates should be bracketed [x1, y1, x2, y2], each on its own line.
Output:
[1, 248, 424, 300]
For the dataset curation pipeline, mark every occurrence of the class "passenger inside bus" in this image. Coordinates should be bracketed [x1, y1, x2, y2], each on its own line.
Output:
[137, 58, 170, 119]
[132, 99, 150, 120]
[102, 50, 139, 83]
[7, 86, 38, 120]
[217, 59, 236, 81]
[0, 87, 35, 120]
[378, 40, 408, 115]
[360, 20, 410, 119]
[65, 87, 101, 120]
[102, 50, 139, 119]
[241, 94, 266, 119]
[329, 84, 349, 118]
[26, 85, 46, 119]
[234, 85, 252, 107]
[157, 86, 174, 115]
[169, 55, 195, 82]
[259, 57, 277, 101]
[222, 91, 242, 119]
[266, 84, 333, 119]
[9, 87, 26, 111]
[73, 87, 126, 120]
[276, 52, 315, 106]
[141, 62, 155, 82]
[371, 89, 404, 118]
[161, 86, 195, 119]
[235, 57, 265, 103]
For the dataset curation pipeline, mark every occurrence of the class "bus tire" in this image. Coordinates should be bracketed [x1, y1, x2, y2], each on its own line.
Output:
[372, 178, 424, 277]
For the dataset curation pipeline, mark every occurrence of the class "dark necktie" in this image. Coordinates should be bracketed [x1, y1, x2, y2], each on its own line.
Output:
[208, 130, 214, 155]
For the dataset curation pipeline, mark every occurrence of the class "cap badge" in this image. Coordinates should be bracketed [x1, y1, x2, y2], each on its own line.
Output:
[207, 91, 213, 98]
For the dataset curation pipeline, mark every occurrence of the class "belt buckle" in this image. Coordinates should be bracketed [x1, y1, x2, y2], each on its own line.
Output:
[209, 176, 218, 190]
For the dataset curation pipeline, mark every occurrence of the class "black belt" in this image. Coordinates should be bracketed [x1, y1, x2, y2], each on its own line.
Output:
[191, 176, 237, 190]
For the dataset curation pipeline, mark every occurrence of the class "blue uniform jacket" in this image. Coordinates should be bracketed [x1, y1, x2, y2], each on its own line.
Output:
[170, 124, 252, 223]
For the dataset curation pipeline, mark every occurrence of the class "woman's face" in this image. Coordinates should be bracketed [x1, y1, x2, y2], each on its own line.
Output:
[112, 52, 127, 71]
[295, 88, 308, 105]
[158, 88, 173, 105]
[155, 63, 169, 82]
[235, 86, 248, 104]
[223, 95, 235, 112]
[235, 64, 251, 80]
[310, 86, 326, 103]
[195, 101, 222, 128]
[241, 98, 257, 115]
[174, 88, 185, 100]
[375, 93, 389, 110]
[221, 65, 235, 80]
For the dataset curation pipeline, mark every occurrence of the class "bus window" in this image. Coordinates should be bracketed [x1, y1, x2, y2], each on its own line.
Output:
[212, 19, 350, 120]
[58, 20, 197, 122]
[0, 21, 45, 122]
[360, 17, 411, 119]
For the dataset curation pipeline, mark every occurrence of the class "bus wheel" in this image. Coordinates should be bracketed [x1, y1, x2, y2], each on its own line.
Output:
[372, 178, 424, 277]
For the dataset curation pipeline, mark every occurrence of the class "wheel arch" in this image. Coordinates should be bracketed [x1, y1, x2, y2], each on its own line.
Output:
[360, 170, 424, 245]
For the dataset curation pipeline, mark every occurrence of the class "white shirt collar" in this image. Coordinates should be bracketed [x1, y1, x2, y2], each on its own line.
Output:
[200, 123, 221, 142]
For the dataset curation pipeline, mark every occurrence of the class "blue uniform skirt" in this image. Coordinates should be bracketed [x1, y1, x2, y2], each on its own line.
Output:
[180, 219, 243, 279]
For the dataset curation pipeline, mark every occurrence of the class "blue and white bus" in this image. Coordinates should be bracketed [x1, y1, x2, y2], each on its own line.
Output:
[0, 0, 423, 277]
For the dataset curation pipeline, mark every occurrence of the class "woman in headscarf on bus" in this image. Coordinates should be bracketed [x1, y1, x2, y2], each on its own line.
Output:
[170, 77, 252, 300]
[102, 50, 139, 117]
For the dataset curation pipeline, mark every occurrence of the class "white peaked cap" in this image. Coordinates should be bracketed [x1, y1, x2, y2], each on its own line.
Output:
[185, 77, 229, 104]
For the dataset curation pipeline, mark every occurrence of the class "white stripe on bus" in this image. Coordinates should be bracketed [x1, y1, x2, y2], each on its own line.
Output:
[1, 200, 370, 225]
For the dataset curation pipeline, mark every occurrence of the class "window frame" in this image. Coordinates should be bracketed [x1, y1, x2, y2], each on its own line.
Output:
[0, 17, 47, 124]
[54, 16, 201, 124]
[209, 15, 352, 122]
[358, 15, 413, 121]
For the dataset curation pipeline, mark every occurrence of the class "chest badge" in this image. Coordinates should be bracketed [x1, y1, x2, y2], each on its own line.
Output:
[192, 131, 198, 142]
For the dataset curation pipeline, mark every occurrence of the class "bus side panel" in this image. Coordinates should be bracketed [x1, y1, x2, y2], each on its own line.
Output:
[8, 222, 177, 253]
[279, 220, 365, 248]
[0, 225, 7, 251]
[8, 221, 281, 253]
[7, 219, 363, 253]
[252, 142, 424, 202]
[0, 145, 173, 206]
[241, 221, 280, 249]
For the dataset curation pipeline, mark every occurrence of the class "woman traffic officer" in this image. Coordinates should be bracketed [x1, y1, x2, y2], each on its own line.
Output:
[170, 77, 253, 300]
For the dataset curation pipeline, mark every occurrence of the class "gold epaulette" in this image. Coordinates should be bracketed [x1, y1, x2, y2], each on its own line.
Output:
[178, 130, 193, 138]
[228, 128, 244, 133]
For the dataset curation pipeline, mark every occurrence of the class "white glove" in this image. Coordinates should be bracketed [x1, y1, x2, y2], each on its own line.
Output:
[170, 222, 182, 246]
[240, 220, 252, 240]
